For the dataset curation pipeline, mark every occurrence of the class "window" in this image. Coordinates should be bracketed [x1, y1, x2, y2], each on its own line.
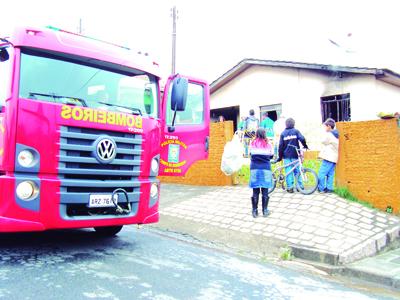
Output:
[260, 103, 282, 122]
[321, 93, 351, 122]
[19, 51, 159, 117]
[167, 83, 204, 125]
[0, 47, 13, 106]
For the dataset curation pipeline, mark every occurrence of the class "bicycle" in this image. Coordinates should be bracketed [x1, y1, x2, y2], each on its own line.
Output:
[269, 146, 318, 195]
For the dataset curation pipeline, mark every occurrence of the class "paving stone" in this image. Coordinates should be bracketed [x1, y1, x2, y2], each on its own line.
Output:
[336, 201, 349, 209]
[298, 240, 316, 247]
[347, 212, 362, 220]
[323, 203, 336, 211]
[361, 211, 375, 219]
[288, 238, 301, 244]
[344, 223, 360, 232]
[292, 215, 306, 223]
[326, 239, 344, 249]
[287, 230, 303, 239]
[309, 206, 322, 213]
[264, 225, 277, 233]
[231, 220, 244, 226]
[312, 236, 329, 244]
[345, 218, 359, 225]
[344, 237, 362, 246]
[320, 210, 335, 217]
[316, 215, 332, 224]
[252, 230, 262, 235]
[377, 212, 388, 218]
[299, 232, 314, 241]
[288, 223, 303, 230]
[359, 228, 375, 237]
[241, 221, 255, 228]
[358, 223, 374, 230]
[347, 230, 364, 238]
[330, 232, 345, 240]
[262, 231, 274, 238]
[372, 227, 383, 233]
[239, 228, 251, 233]
[336, 207, 348, 215]
[297, 204, 311, 211]
[315, 229, 330, 237]
[301, 225, 316, 233]
[287, 204, 299, 209]
[332, 214, 346, 221]
[265, 218, 280, 225]
[229, 225, 240, 231]
[274, 227, 290, 235]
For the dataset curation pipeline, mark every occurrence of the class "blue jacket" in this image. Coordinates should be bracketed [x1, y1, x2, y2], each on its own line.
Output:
[278, 127, 308, 160]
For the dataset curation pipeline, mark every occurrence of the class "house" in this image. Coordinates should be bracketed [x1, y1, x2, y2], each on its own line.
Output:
[210, 59, 400, 148]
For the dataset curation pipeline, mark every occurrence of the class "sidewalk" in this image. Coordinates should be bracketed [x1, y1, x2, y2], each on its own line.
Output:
[155, 183, 400, 286]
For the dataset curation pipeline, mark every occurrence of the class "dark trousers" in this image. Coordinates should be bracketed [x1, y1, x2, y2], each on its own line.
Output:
[252, 188, 268, 198]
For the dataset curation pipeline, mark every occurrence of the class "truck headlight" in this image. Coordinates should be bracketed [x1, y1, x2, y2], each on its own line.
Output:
[16, 181, 38, 200]
[151, 158, 159, 174]
[18, 150, 35, 168]
[150, 183, 158, 199]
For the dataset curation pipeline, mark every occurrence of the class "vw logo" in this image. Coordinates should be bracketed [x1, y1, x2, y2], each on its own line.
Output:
[95, 138, 117, 163]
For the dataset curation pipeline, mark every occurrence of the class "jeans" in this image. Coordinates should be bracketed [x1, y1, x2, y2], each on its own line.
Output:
[318, 160, 336, 191]
[244, 137, 250, 156]
[284, 158, 302, 189]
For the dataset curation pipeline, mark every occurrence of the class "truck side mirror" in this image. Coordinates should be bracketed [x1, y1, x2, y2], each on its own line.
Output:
[0, 48, 9, 62]
[171, 77, 188, 112]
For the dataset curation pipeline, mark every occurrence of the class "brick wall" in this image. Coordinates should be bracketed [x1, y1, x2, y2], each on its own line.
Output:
[159, 121, 234, 186]
[336, 119, 400, 213]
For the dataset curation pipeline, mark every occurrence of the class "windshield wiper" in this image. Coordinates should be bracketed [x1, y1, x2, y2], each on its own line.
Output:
[28, 92, 88, 107]
[97, 102, 142, 116]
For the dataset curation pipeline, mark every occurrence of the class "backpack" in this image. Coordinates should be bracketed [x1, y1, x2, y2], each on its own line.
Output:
[246, 118, 259, 132]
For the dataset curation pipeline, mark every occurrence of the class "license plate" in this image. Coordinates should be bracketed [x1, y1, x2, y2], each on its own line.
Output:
[88, 194, 118, 208]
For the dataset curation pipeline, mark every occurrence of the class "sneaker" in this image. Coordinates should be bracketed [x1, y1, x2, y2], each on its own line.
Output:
[318, 189, 326, 194]
[287, 188, 294, 193]
[325, 189, 334, 194]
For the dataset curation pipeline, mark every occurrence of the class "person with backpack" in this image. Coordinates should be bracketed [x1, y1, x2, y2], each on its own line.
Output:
[249, 128, 274, 217]
[276, 118, 309, 193]
[243, 109, 259, 157]
[317, 118, 339, 193]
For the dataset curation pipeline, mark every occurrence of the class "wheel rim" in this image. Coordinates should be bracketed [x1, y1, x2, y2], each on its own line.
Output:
[296, 168, 318, 194]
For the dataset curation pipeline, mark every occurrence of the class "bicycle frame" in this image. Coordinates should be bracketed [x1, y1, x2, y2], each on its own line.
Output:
[273, 148, 306, 182]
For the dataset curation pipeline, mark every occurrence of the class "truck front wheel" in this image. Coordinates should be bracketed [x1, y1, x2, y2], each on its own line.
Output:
[94, 225, 123, 236]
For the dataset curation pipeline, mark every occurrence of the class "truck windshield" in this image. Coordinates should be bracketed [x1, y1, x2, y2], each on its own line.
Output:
[19, 51, 158, 117]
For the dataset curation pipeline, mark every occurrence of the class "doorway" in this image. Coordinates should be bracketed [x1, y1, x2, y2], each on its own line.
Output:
[211, 106, 240, 130]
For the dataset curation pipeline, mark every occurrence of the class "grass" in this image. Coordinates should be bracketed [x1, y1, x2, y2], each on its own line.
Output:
[334, 187, 375, 209]
[279, 246, 292, 261]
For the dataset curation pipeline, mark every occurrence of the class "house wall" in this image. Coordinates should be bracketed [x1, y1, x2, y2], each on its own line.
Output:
[211, 65, 400, 150]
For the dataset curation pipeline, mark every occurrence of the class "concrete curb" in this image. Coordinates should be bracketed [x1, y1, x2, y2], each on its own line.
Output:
[338, 267, 400, 290]
[290, 245, 340, 265]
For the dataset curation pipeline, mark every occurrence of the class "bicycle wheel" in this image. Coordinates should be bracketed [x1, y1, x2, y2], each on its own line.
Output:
[268, 172, 277, 194]
[296, 167, 318, 195]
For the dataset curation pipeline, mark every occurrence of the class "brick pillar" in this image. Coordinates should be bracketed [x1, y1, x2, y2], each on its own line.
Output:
[336, 119, 400, 213]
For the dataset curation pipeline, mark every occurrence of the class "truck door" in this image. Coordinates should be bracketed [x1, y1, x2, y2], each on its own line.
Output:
[159, 76, 210, 176]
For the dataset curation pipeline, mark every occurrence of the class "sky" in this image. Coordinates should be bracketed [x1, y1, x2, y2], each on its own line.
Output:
[1, 0, 400, 82]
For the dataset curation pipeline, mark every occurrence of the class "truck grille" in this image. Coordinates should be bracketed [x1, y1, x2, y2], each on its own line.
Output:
[58, 126, 142, 218]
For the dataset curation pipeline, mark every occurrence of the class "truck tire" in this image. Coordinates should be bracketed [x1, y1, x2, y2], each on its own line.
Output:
[94, 225, 123, 236]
